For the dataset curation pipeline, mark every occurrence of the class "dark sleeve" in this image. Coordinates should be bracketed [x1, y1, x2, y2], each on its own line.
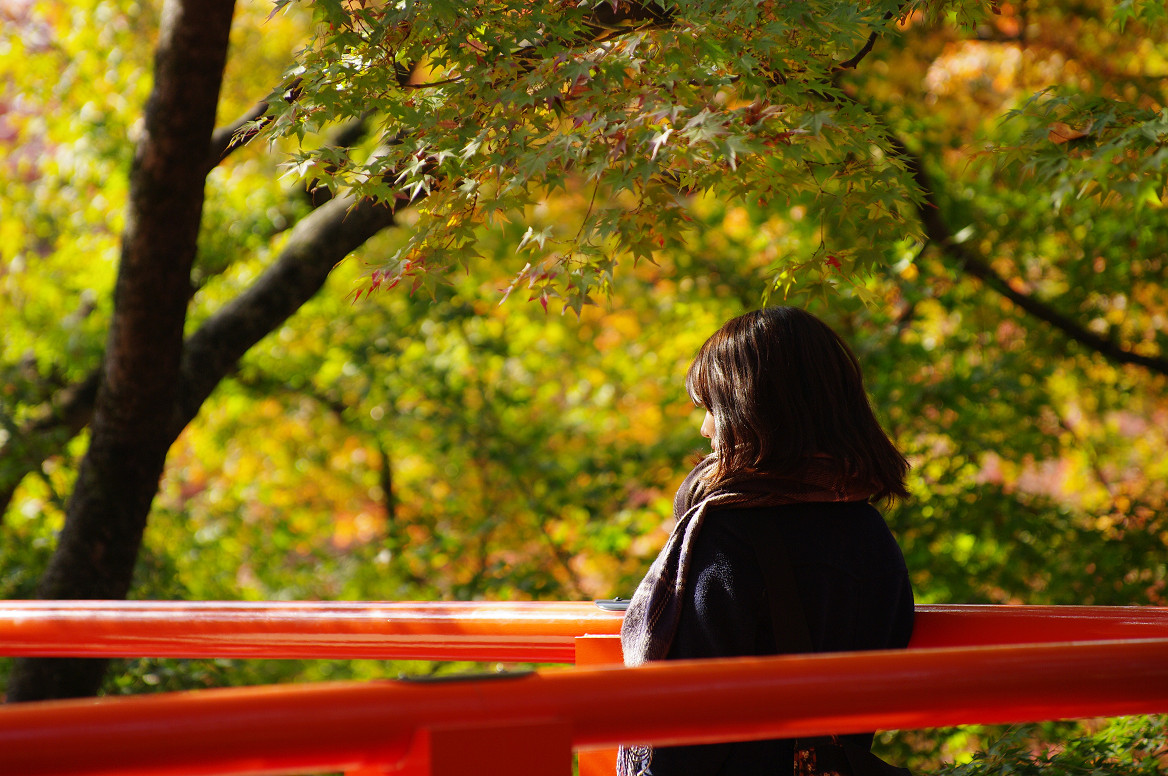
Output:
[647, 520, 776, 776]
[665, 527, 769, 660]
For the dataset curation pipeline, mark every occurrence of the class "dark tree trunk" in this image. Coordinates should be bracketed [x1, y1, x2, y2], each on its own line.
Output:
[6, 0, 237, 702]
[3, 198, 399, 703]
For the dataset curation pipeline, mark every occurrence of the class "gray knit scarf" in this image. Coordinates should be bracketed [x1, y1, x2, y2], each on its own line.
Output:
[616, 454, 878, 776]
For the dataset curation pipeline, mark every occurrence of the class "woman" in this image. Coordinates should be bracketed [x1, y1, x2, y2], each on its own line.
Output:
[619, 306, 914, 776]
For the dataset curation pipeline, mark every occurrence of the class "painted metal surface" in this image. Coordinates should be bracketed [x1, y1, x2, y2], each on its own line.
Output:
[2, 601, 1167, 662]
[907, 604, 1168, 647]
[1, 637, 1166, 776]
[0, 600, 624, 663]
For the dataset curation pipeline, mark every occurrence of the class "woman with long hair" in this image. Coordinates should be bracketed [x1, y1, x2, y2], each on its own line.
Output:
[619, 306, 914, 776]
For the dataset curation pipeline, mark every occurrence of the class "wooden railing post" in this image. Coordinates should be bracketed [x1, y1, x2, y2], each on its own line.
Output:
[576, 634, 624, 776]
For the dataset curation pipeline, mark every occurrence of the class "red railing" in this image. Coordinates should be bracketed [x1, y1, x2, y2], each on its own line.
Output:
[3, 601, 1168, 660]
[1, 602, 1167, 776]
[0, 600, 623, 662]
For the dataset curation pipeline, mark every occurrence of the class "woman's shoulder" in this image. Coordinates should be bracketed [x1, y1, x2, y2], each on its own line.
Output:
[704, 501, 896, 552]
[708, 500, 883, 522]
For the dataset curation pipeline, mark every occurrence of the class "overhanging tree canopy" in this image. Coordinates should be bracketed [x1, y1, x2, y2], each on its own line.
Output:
[1, 0, 1166, 714]
[267, 0, 928, 307]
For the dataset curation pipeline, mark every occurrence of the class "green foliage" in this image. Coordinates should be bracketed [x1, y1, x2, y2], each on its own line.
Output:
[975, 2, 1168, 223]
[268, 0, 934, 304]
[934, 717, 1168, 776]
[1000, 91, 1168, 210]
[153, 227, 735, 607]
[0, 0, 139, 396]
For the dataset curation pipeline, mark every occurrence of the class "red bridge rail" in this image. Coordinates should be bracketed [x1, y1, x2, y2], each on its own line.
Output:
[1, 602, 1167, 776]
[2, 601, 1168, 660]
[0, 600, 624, 663]
[1, 637, 1166, 776]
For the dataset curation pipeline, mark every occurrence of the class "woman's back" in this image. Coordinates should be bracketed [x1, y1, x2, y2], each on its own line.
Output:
[647, 501, 913, 776]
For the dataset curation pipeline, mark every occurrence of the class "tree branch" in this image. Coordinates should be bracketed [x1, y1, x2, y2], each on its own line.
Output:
[578, 0, 676, 42]
[203, 3, 679, 164]
[0, 371, 100, 523]
[889, 132, 1168, 377]
[837, 29, 881, 71]
[836, 7, 904, 72]
[178, 192, 399, 426]
[0, 119, 381, 528]
[206, 98, 270, 171]
[206, 77, 302, 171]
[1, 195, 401, 545]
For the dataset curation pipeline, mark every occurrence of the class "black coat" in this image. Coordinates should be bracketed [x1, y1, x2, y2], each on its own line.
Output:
[645, 501, 914, 776]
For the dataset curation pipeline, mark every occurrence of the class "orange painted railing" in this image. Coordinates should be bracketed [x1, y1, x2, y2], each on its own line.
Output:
[1, 637, 1167, 776]
[0, 600, 624, 662]
[3, 602, 1168, 775]
[3, 601, 1168, 661]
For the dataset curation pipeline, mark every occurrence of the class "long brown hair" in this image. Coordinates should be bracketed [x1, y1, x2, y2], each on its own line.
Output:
[685, 306, 909, 500]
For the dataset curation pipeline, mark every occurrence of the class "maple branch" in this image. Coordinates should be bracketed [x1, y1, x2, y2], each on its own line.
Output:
[206, 78, 302, 170]
[578, 0, 676, 41]
[205, 2, 678, 162]
[837, 30, 880, 71]
[206, 99, 271, 171]
[890, 133, 1168, 378]
[179, 192, 399, 426]
[836, 6, 907, 72]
